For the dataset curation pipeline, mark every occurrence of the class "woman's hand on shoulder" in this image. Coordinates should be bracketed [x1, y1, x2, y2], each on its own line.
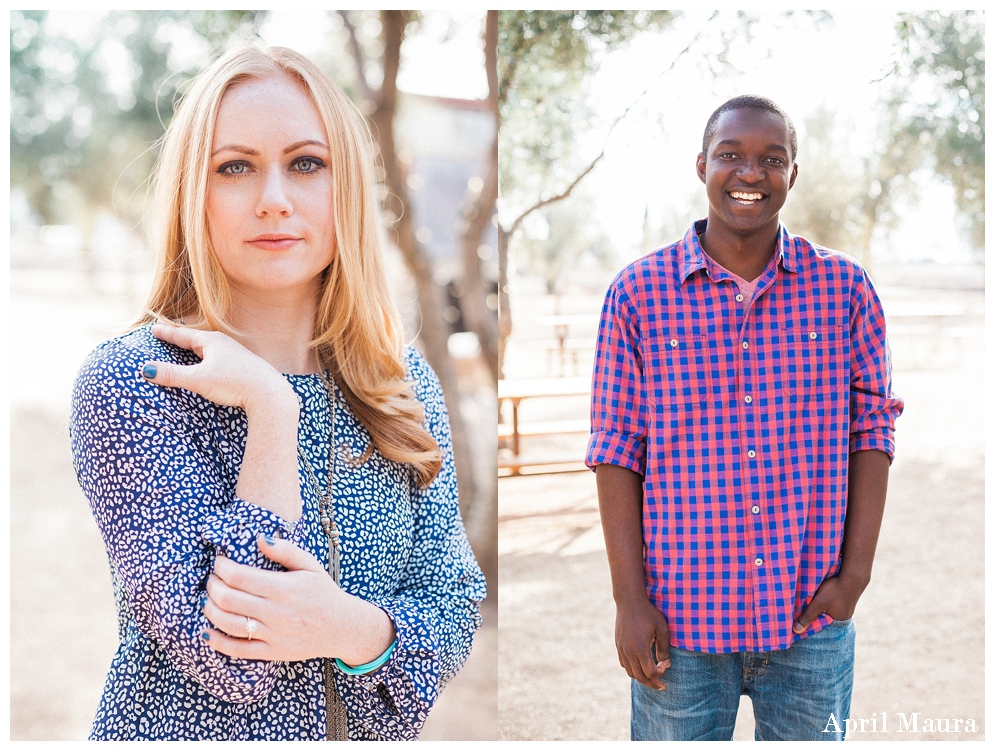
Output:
[142, 323, 297, 416]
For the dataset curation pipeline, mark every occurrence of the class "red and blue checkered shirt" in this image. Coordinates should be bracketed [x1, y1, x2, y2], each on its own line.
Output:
[586, 221, 903, 653]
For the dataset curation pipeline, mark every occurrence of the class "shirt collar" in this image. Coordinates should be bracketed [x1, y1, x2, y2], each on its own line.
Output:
[678, 220, 799, 285]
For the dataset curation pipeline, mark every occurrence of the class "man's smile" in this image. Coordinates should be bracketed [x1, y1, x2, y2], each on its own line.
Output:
[729, 191, 765, 205]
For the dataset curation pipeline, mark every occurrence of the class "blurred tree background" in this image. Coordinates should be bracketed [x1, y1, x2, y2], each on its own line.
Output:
[10, 11, 267, 270]
[496, 10, 678, 376]
[782, 10, 984, 266]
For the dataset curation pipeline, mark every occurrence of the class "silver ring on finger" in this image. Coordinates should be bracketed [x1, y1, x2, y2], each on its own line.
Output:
[245, 616, 257, 640]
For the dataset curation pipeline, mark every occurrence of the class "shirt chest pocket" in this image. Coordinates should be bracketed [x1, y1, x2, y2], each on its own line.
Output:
[646, 333, 721, 408]
[781, 325, 847, 399]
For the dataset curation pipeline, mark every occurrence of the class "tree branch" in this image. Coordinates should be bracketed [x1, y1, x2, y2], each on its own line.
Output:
[504, 11, 719, 239]
[338, 10, 372, 102]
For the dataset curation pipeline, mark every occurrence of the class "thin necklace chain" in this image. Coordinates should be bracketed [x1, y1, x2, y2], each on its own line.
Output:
[297, 371, 341, 585]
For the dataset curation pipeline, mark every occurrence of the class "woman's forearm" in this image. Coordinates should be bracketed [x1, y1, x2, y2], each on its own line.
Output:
[238, 389, 303, 523]
[333, 597, 398, 666]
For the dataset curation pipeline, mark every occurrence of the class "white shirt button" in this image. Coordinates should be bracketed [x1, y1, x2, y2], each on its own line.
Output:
[736, 293, 744, 302]
[744, 395, 752, 404]
[755, 558, 763, 567]
[752, 505, 760, 514]
[742, 341, 749, 350]
[809, 331, 818, 340]
[670, 339, 678, 347]
[748, 450, 756, 458]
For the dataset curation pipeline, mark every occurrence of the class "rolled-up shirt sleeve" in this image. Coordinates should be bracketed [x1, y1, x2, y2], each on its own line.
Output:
[332, 348, 485, 741]
[586, 274, 648, 475]
[70, 339, 308, 705]
[848, 270, 904, 459]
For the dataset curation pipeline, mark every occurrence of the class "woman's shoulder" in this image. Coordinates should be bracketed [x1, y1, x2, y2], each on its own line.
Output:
[73, 325, 200, 409]
[80, 325, 198, 376]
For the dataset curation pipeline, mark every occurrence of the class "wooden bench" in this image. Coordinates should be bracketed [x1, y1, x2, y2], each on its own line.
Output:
[498, 376, 590, 476]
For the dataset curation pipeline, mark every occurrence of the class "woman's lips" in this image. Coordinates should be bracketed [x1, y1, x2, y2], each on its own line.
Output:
[248, 236, 301, 251]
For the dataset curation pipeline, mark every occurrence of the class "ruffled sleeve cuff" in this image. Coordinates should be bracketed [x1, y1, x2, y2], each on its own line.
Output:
[331, 597, 442, 740]
[200, 496, 309, 567]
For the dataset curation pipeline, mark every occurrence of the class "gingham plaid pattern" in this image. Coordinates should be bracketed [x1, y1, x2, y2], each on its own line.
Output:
[587, 221, 903, 653]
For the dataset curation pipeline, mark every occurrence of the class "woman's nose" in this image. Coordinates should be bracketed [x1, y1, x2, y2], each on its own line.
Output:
[256, 167, 293, 216]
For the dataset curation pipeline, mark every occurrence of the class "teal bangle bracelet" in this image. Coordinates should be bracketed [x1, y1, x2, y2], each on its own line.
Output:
[334, 639, 397, 675]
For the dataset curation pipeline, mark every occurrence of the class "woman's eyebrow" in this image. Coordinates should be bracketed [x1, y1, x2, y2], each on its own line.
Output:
[283, 139, 329, 154]
[210, 139, 329, 157]
[211, 144, 257, 157]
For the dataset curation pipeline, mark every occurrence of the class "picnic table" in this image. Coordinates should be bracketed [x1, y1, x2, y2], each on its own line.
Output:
[498, 376, 590, 476]
[533, 313, 600, 376]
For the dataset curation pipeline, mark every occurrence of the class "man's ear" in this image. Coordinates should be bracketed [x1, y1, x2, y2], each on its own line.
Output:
[788, 162, 798, 190]
[696, 152, 707, 184]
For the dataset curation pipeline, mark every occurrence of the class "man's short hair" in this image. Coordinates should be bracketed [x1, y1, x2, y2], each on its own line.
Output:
[702, 95, 798, 161]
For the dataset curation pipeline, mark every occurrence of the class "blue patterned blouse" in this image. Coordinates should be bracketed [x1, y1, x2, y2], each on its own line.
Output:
[70, 325, 485, 740]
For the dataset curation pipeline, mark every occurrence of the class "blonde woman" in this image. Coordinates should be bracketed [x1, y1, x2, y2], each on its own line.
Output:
[69, 46, 485, 741]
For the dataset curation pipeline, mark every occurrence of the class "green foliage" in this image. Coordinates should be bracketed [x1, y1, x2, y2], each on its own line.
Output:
[780, 107, 868, 256]
[497, 11, 676, 218]
[498, 11, 675, 110]
[889, 10, 984, 249]
[786, 12, 984, 259]
[10, 10, 268, 226]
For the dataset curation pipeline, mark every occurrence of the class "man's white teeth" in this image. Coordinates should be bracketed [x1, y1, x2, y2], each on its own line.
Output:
[730, 191, 763, 201]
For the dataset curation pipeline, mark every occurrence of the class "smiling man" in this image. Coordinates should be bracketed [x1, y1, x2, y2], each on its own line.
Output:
[586, 95, 903, 741]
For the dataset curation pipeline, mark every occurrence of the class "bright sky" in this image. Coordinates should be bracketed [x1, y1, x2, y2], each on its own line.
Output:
[569, 10, 970, 264]
[261, 9, 488, 99]
[42, 9, 489, 100]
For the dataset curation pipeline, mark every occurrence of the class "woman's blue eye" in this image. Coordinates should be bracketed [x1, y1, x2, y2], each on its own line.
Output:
[219, 162, 248, 176]
[295, 157, 324, 173]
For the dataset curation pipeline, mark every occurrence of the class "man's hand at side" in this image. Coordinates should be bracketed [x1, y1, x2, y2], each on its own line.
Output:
[616, 595, 672, 690]
[596, 463, 671, 690]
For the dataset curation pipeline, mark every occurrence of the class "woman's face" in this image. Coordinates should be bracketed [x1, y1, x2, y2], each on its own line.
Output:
[207, 73, 335, 303]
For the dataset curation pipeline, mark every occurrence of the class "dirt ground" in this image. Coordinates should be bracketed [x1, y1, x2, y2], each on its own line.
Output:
[498, 262, 985, 741]
[9, 268, 496, 741]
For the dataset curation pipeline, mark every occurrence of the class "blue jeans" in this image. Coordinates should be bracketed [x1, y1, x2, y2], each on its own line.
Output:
[631, 619, 855, 741]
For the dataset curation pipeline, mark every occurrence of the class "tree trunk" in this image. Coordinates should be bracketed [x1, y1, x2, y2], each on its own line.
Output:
[497, 225, 512, 380]
[371, 11, 480, 545]
[456, 10, 500, 387]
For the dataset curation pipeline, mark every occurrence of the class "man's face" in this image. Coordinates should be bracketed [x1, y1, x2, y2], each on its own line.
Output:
[696, 108, 798, 240]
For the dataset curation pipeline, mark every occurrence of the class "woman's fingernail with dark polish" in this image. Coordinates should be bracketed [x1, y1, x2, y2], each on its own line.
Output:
[263, 534, 276, 546]
[201, 631, 210, 641]
[200, 593, 208, 608]
[142, 364, 157, 379]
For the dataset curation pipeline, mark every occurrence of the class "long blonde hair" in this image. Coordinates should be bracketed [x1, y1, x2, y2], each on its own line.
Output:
[136, 46, 441, 486]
